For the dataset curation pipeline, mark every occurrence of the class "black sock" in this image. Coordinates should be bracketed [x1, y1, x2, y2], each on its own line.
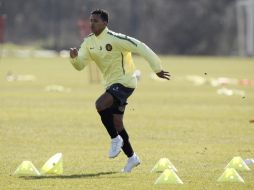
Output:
[119, 129, 134, 158]
[98, 108, 118, 139]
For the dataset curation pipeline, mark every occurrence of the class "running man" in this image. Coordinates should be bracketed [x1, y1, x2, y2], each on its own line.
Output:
[70, 9, 170, 173]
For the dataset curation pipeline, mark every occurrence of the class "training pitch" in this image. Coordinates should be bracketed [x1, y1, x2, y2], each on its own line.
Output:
[0, 55, 254, 189]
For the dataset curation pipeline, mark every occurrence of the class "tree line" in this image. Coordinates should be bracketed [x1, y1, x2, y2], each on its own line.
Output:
[1, 0, 237, 55]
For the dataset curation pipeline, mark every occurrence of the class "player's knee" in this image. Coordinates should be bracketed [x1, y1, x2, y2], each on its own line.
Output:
[95, 93, 114, 112]
[95, 100, 103, 111]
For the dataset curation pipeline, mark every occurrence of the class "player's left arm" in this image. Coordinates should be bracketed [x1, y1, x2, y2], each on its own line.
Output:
[114, 34, 170, 80]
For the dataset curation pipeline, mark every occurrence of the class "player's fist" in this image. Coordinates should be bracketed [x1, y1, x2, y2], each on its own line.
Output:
[70, 48, 78, 58]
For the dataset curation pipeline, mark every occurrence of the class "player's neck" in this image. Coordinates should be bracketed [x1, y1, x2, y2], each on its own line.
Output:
[95, 27, 106, 36]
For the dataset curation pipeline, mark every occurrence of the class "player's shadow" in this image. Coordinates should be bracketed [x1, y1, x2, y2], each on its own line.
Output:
[21, 171, 122, 180]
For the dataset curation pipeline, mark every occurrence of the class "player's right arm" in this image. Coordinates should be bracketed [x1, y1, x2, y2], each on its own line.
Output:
[69, 40, 92, 71]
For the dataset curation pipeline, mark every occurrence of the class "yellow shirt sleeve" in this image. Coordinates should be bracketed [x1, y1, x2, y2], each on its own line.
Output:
[70, 39, 92, 71]
[113, 34, 162, 73]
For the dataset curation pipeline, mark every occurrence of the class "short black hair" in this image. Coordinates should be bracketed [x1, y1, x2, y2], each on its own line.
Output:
[91, 9, 109, 23]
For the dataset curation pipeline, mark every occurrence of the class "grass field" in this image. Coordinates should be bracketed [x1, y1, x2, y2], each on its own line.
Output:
[0, 55, 254, 190]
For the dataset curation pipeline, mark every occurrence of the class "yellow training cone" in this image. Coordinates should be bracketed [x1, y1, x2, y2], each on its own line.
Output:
[154, 169, 183, 184]
[151, 158, 178, 172]
[41, 153, 63, 175]
[217, 168, 244, 183]
[14, 161, 40, 176]
[225, 156, 251, 171]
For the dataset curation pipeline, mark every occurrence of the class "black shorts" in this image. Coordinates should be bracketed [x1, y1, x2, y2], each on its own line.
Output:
[106, 83, 135, 114]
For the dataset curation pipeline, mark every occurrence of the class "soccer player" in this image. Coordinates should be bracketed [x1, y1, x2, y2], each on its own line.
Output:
[70, 9, 170, 173]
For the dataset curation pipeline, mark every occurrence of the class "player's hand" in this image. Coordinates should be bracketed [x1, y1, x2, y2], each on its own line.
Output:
[70, 47, 78, 58]
[156, 70, 170, 80]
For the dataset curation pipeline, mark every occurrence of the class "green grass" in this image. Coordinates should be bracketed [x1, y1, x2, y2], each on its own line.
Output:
[1, 43, 40, 51]
[0, 55, 254, 190]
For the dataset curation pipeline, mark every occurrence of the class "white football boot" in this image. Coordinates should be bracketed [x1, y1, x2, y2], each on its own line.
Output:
[109, 135, 123, 158]
[122, 153, 141, 173]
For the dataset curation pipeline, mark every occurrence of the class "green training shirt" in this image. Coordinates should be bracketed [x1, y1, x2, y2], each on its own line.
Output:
[70, 27, 162, 88]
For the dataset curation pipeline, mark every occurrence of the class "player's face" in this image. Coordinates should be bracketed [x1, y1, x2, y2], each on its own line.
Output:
[90, 14, 107, 36]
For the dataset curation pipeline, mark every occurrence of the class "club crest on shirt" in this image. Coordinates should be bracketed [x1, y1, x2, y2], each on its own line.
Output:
[106, 44, 112, 51]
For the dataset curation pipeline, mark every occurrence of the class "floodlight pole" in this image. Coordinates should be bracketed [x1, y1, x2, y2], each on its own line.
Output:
[236, 0, 254, 57]
[236, 1, 245, 56]
[246, 1, 254, 56]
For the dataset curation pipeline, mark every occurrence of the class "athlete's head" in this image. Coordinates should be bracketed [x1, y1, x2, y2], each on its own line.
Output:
[90, 9, 108, 36]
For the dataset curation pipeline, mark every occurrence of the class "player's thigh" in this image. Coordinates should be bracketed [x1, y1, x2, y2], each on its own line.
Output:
[95, 92, 114, 111]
